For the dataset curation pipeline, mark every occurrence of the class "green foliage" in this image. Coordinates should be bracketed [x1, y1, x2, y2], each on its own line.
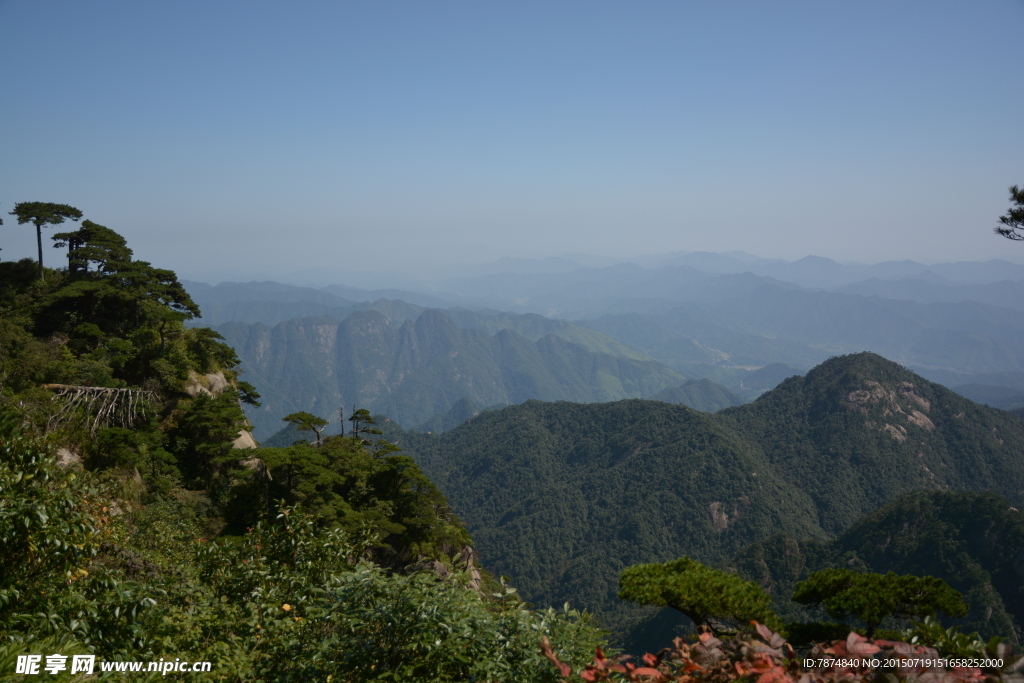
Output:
[119, 502, 606, 682]
[734, 490, 1024, 641]
[0, 434, 156, 655]
[166, 390, 249, 489]
[281, 410, 329, 445]
[793, 568, 967, 638]
[261, 562, 604, 682]
[51, 220, 132, 274]
[228, 435, 472, 566]
[619, 557, 781, 634]
[995, 184, 1024, 240]
[10, 202, 83, 280]
[391, 397, 824, 645]
[89, 427, 176, 478]
[0, 427, 607, 679]
[192, 508, 601, 682]
[348, 407, 382, 440]
[0, 435, 101, 626]
[903, 616, 1007, 659]
[0, 218, 248, 450]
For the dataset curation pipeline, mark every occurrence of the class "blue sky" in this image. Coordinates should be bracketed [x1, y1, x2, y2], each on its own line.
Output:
[2, 1, 1022, 284]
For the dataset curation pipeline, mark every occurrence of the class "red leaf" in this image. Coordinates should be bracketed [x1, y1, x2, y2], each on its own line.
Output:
[632, 667, 664, 679]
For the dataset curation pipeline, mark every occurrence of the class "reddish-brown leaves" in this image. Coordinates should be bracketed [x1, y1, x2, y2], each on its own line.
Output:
[545, 622, 1013, 683]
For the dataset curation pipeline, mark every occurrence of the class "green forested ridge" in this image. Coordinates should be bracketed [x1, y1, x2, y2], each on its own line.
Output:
[217, 309, 689, 440]
[734, 491, 1024, 642]
[716, 352, 1024, 534]
[387, 353, 1024, 649]
[386, 399, 828, 642]
[0, 219, 253, 489]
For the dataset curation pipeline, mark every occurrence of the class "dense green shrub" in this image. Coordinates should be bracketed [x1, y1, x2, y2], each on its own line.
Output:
[793, 569, 967, 639]
[619, 557, 782, 635]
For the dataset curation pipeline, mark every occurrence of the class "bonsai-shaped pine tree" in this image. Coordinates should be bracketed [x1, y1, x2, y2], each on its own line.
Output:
[11, 202, 82, 280]
[282, 411, 330, 446]
[619, 556, 781, 635]
[792, 568, 968, 638]
[348, 408, 382, 442]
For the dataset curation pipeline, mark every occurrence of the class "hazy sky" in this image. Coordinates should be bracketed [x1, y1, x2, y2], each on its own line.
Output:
[2, 1, 1023, 284]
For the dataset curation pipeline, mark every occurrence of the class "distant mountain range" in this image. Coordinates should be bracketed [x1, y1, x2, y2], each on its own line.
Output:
[379, 353, 1024, 647]
[446, 252, 1024, 287]
[219, 308, 691, 440]
[202, 262, 1024, 649]
[184, 252, 1024, 437]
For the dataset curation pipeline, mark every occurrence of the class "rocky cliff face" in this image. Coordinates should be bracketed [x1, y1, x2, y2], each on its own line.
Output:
[184, 370, 257, 449]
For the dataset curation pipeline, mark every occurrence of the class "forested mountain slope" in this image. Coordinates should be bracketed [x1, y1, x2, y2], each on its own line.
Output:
[390, 353, 1024, 642]
[218, 309, 688, 439]
[717, 352, 1024, 534]
[733, 491, 1024, 641]
[387, 399, 826, 639]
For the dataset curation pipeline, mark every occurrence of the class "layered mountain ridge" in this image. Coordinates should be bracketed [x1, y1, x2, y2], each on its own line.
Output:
[383, 352, 1024, 644]
[220, 308, 689, 439]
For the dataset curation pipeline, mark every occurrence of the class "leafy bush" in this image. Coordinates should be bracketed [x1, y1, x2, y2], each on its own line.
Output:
[141, 506, 608, 682]
[904, 616, 1005, 659]
[0, 434, 155, 656]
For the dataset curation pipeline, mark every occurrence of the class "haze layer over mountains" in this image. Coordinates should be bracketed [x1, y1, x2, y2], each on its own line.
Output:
[183, 250, 1024, 440]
